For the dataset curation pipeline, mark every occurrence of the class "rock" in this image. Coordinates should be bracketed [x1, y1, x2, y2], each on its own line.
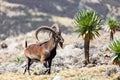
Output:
[72, 57, 78, 63]
[90, 44, 97, 48]
[73, 48, 83, 57]
[100, 44, 109, 52]
[90, 53, 100, 64]
[53, 76, 64, 80]
[86, 64, 95, 68]
[90, 58, 98, 64]
[0, 57, 2, 62]
[73, 41, 83, 49]
[5, 62, 17, 72]
[113, 73, 120, 80]
[82, 59, 88, 66]
[53, 67, 62, 73]
[104, 67, 118, 77]
[8, 42, 18, 50]
[64, 44, 74, 49]
[0, 42, 8, 49]
[116, 26, 120, 31]
[74, 62, 85, 68]
[20, 61, 27, 68]
[0, 34, 6, 40]
[0, 66, 5, 74]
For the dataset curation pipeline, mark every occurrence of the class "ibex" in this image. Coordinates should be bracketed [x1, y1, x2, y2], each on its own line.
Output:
[23, 24, 64, 75]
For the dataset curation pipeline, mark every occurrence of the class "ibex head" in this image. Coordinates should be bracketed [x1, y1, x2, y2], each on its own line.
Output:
[35, 24, 64, 48]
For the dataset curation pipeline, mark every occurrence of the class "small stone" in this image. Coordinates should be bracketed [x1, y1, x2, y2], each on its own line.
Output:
[53, 76, 64, 80]
[64, 44, 74, 49]
[0, 34, 6, 40]
[0, 66, 5, 74]
[104, 67, 118, 77]
[73, 41, 83, 49]
[72, 57, 78, 63]
[1, 43, 8, 49]
[90, 58, 97, 64]
[82, 60, 88, 66]
[86, 64, 95, 68]
[116, 26, 120, 31]
[113, 73, 120, 80]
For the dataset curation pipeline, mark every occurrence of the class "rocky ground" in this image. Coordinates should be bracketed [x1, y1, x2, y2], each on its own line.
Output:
[0, 30, 120, 80]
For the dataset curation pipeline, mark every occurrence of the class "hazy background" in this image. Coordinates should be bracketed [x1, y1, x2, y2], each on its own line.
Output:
[0, 0, 120, 40]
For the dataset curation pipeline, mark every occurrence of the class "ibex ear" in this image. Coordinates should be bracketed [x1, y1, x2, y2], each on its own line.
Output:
[51, 23, 60, 32]
[49, 23, 60, 37]
[49, 24, 59, 36]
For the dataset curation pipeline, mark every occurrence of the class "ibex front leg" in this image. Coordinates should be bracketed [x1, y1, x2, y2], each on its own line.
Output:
[43, 61, 49, 74]
[43, 60, 52, 74]
[42, 60, 52, 74]
[47, 60, 52, 74]
[40, 55, 49, 74]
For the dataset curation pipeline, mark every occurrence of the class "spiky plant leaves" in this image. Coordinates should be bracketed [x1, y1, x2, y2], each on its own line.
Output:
[109, 39, 120, 53]
[109, 39, 120, 66]
[107, 17, 119, 40]
[108, 18, 119, 30]
[74, 9, 102, 41]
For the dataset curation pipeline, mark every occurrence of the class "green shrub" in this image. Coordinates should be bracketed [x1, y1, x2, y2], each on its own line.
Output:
[14, 56, 24, 65]
[78, 77, 88, 80]
[109, 38, 120, 66]
[107, 17, 119, 40]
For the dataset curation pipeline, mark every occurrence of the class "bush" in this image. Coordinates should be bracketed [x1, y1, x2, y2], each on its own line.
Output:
[109, 39, 120, 66]
[14, 56, 24, 65]
[78, 77, 88, 80]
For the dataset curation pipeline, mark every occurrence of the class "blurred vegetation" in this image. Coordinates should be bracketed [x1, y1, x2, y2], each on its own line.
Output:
[78, 77, 88, 80]
[74, 9, 102, 63]
[107, 17, 120, 40]
[14, 56, 24, 65]
[109, 38, 120, 66]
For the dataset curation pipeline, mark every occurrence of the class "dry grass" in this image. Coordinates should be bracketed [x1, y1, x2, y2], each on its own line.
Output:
[0, 65, 119, 80]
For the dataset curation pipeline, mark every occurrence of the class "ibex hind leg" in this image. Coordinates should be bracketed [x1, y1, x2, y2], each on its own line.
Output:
[48, 60, 52, 74]
[23, 58, 32, 75]
[23, 66, 27, 74]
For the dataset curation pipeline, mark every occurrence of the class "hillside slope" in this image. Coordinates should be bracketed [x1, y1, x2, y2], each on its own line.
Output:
[0, 0, 73, 40]
[6, 0, 120, 18]
[1, 0, 120, 40]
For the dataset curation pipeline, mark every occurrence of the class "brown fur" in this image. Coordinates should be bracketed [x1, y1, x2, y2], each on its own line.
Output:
[23, 36, 63, 75]
[23, 24, 64, 75]
[24, 38, 54, 62]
